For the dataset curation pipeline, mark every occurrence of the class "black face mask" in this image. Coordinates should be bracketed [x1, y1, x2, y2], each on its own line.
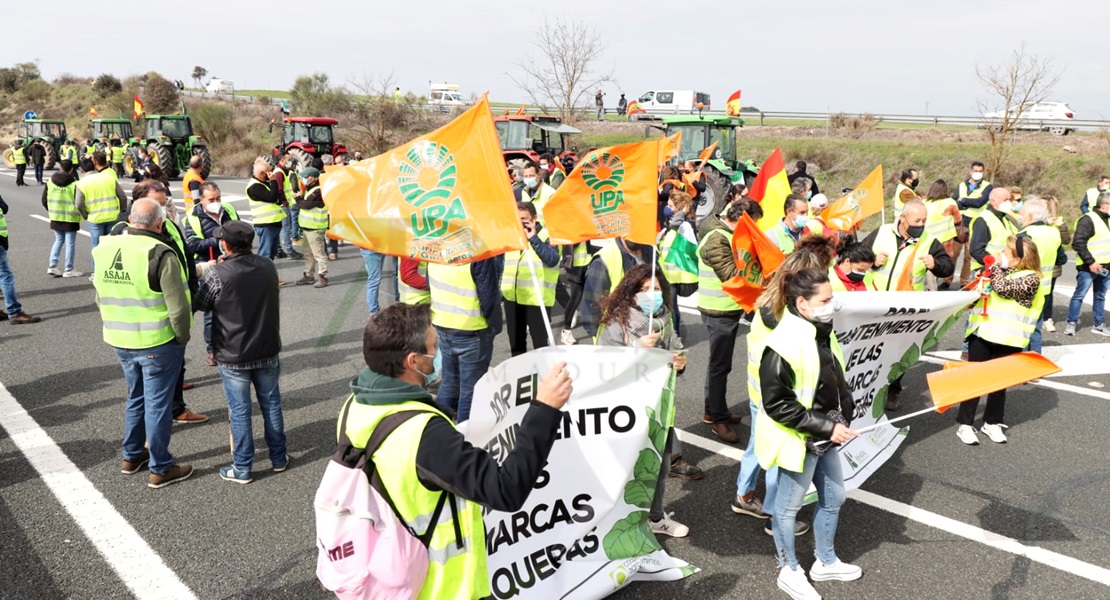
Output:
[847, 270, 866, 283]
[906, 224, 925, 239]
[910, 178, 920, 189]
[624, 241, 646, 254]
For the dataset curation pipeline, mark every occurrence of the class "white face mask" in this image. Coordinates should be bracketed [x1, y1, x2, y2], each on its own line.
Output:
[971, 172, 984, 182]
[999, 254, 1010, 269]
[205, 201, 222, 214]
[805, 300, 835, 323]
[998, 200, 1013, 213]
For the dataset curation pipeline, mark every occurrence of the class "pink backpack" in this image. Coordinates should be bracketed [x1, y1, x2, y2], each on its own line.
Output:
[314, 401, 455, 600]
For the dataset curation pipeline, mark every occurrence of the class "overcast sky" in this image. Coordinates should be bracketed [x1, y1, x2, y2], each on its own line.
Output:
[5, 0, 1108, 117]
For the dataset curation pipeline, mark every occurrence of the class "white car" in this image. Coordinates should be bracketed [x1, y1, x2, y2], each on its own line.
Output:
[983, 101, 1075, 135]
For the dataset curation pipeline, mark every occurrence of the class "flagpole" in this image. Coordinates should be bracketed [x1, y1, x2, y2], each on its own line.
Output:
[521, 235, 556, 347]
[648, 244, 657, 337]
[813, 405, 939, 447]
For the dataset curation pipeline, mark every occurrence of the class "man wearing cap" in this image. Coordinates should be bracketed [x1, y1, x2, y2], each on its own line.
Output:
[294, 167, 329, 288]
[803, 193, 832, 237]
[193, 220, 288, 484]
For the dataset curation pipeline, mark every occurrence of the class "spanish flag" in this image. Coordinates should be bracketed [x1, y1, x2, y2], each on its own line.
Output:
[626, 100, 645, 116]
[658, 131, 681, 167]
[543, 140, 661, 246]
[823, 165, 883, 232]
[320, 96, 525, 265]
[724, 90, 742, 117]
[89, 105, 98, 118]
[721, 212, 786, 310]
[749, 147, 791, 233]
[133, 96, 144, 120]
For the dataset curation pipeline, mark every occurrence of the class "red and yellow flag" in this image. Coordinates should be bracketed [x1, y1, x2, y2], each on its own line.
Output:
[658, 131, 681, 167]
[89, 105, 98, 118]
[321, 96, 524, 265]
[721, 212, 787, 310]
[543, 140, 662, 246]
[823, 165, 884, 232]
[133, 96, 144, 120]
[724, 90, 742, 117]
[928, 352, 1061, 412]
[626, 100, 645, 116]
[748, 147, 791, 233]
[698, 141, 719, 164]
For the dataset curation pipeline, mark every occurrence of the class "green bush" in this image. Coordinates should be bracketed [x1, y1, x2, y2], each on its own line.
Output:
[191, 103, 235, 146]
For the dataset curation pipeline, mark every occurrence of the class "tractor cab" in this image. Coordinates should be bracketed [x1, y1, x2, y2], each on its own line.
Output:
[91, 119, 134, 143]
[493, 115, 580, 166]
[141, 115, 210, 179]
[146, 115, 194, 141]
[269, 117, 348, 168]
[661, 115, 757, 225]
[19, 119, 67, 142]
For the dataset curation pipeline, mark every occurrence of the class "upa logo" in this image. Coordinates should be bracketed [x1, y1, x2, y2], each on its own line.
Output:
[581, 152, 626, 214]
[397, 141, 476, 263]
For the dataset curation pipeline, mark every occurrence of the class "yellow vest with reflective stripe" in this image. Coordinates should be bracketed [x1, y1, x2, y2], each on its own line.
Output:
[893, 183, 915, 216]
[341, 397, 489, 600]
[93, 233, 190, 349]
[428, 263, 486, 331]
[185, 205, 239, 259]
[1021, 223, 1061, 297]
[246, 179, 285, 225]
[46, 180, 80, 223]
[924, 198, 958, 243]
[658, 228, 698, 285]
[77, 171, 120, 224]
[11, 147, 26, 165]
[870, 224, 927, 291]
[746, 310, 772, 408]
[110, 146, 125, 163]
[1075, 212, 1110, 265]
[0, 211, 7, 239]
[968, 270, 1043, 348]
[277, 166, 296, 203]
[400, 261, 431, 305]
[970, 210, 1017, 270]
[958, 180, 990, 220]
[61, 145, 78, 163]
[522, 183, 555, 223]
[696, 228, 742, 312]
[768, 221, 797, 254]
[501, 229, 558, 306]
[297, 186, 329, 230]
[1086, 188, 1102, 211]
[567, 242, 590, 268]
[754, 310, 845, 473]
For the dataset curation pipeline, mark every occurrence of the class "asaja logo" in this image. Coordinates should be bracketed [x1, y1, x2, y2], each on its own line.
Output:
[580, 152, 626, 215]
[398, 141, 466, 238]
[111, 249, 125, 271]
[102, 249, 131, 283]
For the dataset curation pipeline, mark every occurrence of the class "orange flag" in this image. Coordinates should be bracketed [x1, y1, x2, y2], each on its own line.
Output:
[823, 165, 884, 232]
[698, 141, 719, 164]
[748, 147, 791, 233]
[321, 96, 524, 265]
[133, 96, 144, 120]
[514, 105, 527, 115]
[927, 353, 1061, 412]
[725, 90, 742, 117]
[89, 105, 98, 118]
[658, 131, 681, 167]
[893, 243, 920, 291]
[721, 212, 787, 310]
[543, 140, 661, 246]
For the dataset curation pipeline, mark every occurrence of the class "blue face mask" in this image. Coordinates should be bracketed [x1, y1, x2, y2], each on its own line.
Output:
[662, 206, 675, 219]
[523, 177, 538, 189]
[418, 348, 442, 386]
[636, 290, 665, 315]
[792, 215, 809, 230]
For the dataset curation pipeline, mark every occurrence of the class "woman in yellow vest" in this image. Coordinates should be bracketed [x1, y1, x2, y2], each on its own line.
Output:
[502, 202, 560, 356]
[1039, 197, 1071, 332]
[958, 236, 1041, 445]
[596, 264, 698, 537]
[755, 268, 862, 597]
[829, 240, 876, 292]
[922, 179, 962, 289]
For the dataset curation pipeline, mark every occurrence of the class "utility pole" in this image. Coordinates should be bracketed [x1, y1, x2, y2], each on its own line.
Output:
[925, 101, 930, 116]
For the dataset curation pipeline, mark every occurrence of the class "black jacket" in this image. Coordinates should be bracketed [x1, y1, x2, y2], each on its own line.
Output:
[968, 206, 1015, 267]
[208, 252, 281, 364]
[1073, 210, 1110, 269]
[183, 204, 237, 261]
[860, 226, 955, 289]
[760, 311, 853, 441]
[787, 171, 819, 195]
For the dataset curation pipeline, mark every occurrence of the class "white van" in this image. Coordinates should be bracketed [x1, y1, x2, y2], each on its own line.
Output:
[629, 90, 711, 120]
[205, 78, 234, 94]
[429, 83, 466, 112]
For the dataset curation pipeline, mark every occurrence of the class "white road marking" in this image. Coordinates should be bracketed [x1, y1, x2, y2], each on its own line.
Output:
[29, 214, 90, 237]
[675, 427, 1110, 587]
[0, 381, 198, 600]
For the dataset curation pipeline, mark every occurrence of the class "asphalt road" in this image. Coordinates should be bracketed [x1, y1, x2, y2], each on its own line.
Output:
[0, 168, 1108, 600]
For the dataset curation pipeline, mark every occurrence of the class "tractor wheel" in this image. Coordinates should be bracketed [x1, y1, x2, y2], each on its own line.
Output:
[2, 147, 14, 168]
[41, 142, 58, 170]
[123, 148, 141, 177]
[264, 153, 277, 168]
[288, 148, 314, 171]
[702, 167, 732, 225]
[148, 142, 174, 178]
[93, 141, 107, 157]
[193, 146, 212, 179]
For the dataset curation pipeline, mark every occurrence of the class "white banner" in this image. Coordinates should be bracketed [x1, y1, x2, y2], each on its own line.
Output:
[831, 291, 978, 491]
[461, 346, 696, 600]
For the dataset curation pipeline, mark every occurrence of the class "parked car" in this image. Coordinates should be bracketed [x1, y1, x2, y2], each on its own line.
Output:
[982, 101, 1076, 135]
[628, 90, 710, 121]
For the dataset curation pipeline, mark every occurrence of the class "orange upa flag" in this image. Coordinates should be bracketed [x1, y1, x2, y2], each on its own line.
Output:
[320, 96, 525, 265]
[927, 352, 1061, 412]
[721, 212, 787, 310]
[748, 147, 791, 233]
[133, 96, 144, 120]
[543, 140, 662, 246]
[725, 90, 742, 117]
[698, 141, 719, 164]
[823, 165, 884, 232]
[514, 105, 527, 115]
[658, 131, 682, 167]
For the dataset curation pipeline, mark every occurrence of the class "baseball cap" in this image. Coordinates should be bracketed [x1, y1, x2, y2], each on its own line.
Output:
[213, 221, 255, 247]
[299, 166, 321, 180]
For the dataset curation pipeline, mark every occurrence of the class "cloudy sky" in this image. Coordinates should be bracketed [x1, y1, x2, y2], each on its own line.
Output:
[5, 0, 1107, 117]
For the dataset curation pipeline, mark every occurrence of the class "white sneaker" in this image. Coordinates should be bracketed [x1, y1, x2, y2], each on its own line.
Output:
[777, 566, 822, 600]
[1043, 318, 1056, 333]
[560, 329, 577, 345]
[956, 425, 979, 445]
[1092, 325, 1110, 337]
[62, 270, 84, 278]
[649, 512, 689, 538]
[810, 559, 862, 582]
[981, 423, 1009, 443]
[46, 267, 61, 277]
[1065, 322, 1076, 336]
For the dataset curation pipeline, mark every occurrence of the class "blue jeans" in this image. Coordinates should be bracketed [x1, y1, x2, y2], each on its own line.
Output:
[88, 221, 116, 271]
[203, 311, 214, 353]
[255, 224, 280, 260]
[1066, 269, 1109, 327]
[34, 164, 44, 183]
[218, 357, 287, 473]
[1028, 316, 1044, 353]
[736, 401, 779, 514]
[49, 230, 78, 272]
[361, 249, 384, 314]
[115, 341, 185, 475]
[436, 327, 494, 422]
[0, 246, 23, 316]
[773, 449, 846, 569]
[280, 206, 299, 253]
[289, 204, 300, 239]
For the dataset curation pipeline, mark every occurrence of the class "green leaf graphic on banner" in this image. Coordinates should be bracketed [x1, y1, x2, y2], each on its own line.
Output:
[645, 407, 666, 456]
[923, 312, 962, 353]
[624, 448, 661, 507]
[872, 386, 889, 418]
[603, 511, 661, 559]
[624, 479, 653, 509]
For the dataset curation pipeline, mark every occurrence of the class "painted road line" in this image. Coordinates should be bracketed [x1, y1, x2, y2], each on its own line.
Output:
[0, 381, 198, 600]
[30, 214, 90, 237]
[921, 354, 1110, 401]
[674, 427, 1110, 587]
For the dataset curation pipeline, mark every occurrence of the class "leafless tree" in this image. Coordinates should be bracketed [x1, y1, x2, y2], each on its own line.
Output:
[510, 17, 613, 123]
[345, 75, 433, 155]
[976, 45, 1062, 179]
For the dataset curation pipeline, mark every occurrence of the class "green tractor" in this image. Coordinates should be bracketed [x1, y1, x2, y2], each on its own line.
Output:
[3, 118, 75, 170]
[661, 115, 759, 222]
[89, 118, 143, 175]
[141, 114, 211, 179]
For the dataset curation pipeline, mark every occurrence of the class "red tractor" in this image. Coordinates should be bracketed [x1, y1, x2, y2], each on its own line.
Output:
[268, 117, 348, 168]
[492, 114, 580, 169]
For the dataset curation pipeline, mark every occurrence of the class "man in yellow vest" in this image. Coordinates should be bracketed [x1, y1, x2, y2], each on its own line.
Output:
[93, 198, 193, 489]
[180, 155, 206, 214]
[273, 153, 303, 259]
[951, 161, 993, 286]
[110, 139, 126, 177]
[515, 162, 556, 223]
[246, 159, 284, 260]
[0, 195, 42, 323]
[293, 167, 329, 288]
[11, 140, 28, 186]
[580, 237, 653, 338]
[502, 201, 560, 356]
[1079, 175, 1110, 215]
[399, 257, 430, 305]
[1019, 198, 1066, 352]
[767, 195, 810, 254]
[968, 188, 1018, 274]
[42, 160, 83, 278]
[892, 168, 921, 218]
[61, 140, 80, 180]
[184, 181, 241, 366]
[75, 151, 128, 273]
[1065, 192, 1110, 336]
[339, 303, 572, 598]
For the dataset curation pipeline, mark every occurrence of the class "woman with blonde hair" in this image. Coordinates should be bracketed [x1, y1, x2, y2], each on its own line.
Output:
[1040, 196, 1071, 331]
